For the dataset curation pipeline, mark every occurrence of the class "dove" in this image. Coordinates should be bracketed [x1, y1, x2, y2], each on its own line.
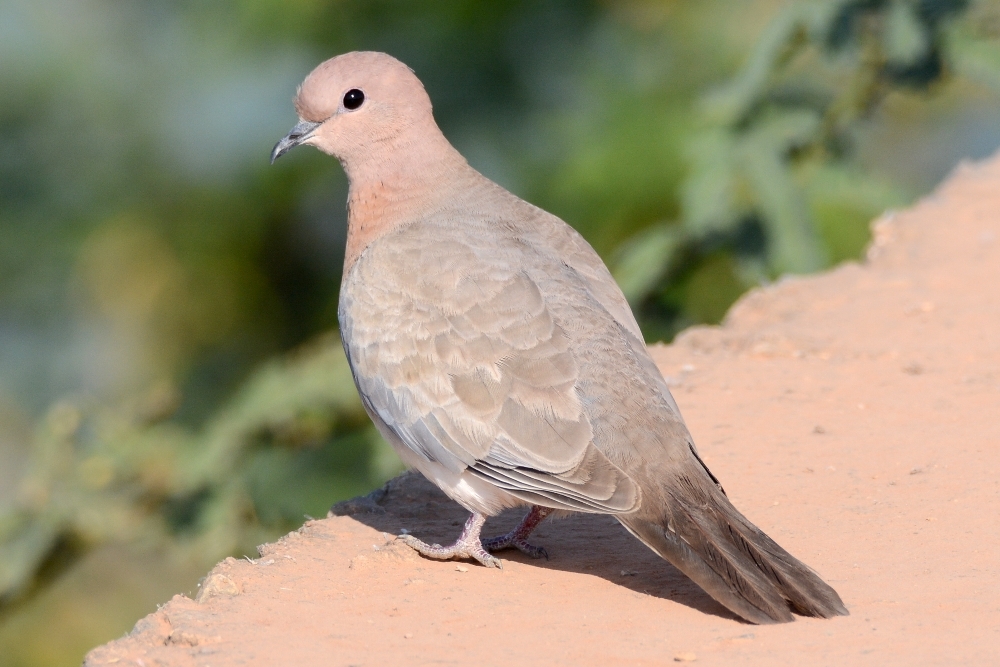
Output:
[271, 51, 848, 624]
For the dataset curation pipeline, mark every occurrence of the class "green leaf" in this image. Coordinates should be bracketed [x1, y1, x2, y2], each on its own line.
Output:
[885, 0, 929, 66]
[739, 111, 826, 274]
[612, 224, 683, 305]
[682, 129, 741, 235]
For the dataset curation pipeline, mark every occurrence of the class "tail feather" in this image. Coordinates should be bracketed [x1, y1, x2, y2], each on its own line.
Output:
[619, 515, 792, 624]
[619, 472, 848, 624]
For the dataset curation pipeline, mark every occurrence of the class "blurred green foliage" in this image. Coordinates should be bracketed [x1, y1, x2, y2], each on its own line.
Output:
[617, 0, 989, 339]
[2, 0, 1000, 664]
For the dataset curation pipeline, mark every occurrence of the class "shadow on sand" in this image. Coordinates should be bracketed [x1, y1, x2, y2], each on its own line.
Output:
[330, 471, 743, 623]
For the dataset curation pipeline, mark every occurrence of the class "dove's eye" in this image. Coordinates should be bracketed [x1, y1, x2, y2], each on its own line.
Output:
[343, 89, 365, 110]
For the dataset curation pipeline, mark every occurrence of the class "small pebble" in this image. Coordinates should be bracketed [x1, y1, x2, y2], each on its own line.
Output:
[455, 565, 468, 572]
[674, 652, 697, 662]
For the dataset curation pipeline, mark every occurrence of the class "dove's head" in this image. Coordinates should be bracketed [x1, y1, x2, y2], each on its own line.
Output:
[271, 52, 446, 176]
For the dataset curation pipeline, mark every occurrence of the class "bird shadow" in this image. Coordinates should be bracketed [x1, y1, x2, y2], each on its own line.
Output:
[330, 471, 743, 623]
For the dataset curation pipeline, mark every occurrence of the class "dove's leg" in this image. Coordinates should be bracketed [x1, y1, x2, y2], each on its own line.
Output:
[397, 511, 502, 569]
[483, 505, 552, 559]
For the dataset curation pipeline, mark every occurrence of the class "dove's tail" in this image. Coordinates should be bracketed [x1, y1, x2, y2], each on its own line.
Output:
[617, 472, 848, 624]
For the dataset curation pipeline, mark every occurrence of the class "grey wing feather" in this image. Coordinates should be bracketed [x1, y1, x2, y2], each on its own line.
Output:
[527, 207, 684, 419]
[340, 226, 640, 513]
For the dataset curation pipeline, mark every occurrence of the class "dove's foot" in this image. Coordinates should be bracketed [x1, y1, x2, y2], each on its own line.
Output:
[397, 511, 502, 569]
[483, 505, 552, 559]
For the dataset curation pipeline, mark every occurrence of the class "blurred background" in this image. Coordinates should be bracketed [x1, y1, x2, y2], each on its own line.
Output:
[2, 0, 1000, 664]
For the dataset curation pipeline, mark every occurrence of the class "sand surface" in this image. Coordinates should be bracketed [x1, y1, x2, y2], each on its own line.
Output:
[85, 156, 1000, 666]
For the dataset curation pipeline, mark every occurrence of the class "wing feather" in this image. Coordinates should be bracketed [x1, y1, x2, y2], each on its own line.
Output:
[341, 223, 639, 513]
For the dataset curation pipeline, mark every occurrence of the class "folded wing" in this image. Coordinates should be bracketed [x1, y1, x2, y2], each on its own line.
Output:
[340, 229, 640, 514]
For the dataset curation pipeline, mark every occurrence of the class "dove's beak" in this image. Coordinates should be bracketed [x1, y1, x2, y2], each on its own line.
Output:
[270, 119, 322, 164]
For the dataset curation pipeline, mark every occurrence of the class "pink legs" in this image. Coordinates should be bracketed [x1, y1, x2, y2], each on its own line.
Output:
[483, 505, 552, 559]
[398, 511, 501, 568]
[398, 505, 553, 568]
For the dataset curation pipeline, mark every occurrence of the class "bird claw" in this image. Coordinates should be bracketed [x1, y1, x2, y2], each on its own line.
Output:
[395, 515, 502, 569]
[479, 552, 503, 569]
[395, 507, 552, 568]
[482, 535, 549, 560]
[482, 506, 553, 559]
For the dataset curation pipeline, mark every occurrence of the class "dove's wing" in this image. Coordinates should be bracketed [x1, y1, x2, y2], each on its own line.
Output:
[528, 206, 685, 420]
[339, 216, 640, 515]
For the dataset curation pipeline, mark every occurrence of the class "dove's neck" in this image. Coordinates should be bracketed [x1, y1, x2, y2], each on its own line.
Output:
[342, 130, 481, 272]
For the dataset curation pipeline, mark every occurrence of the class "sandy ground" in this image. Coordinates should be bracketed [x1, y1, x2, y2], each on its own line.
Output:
[84, 156, 1000, 666]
